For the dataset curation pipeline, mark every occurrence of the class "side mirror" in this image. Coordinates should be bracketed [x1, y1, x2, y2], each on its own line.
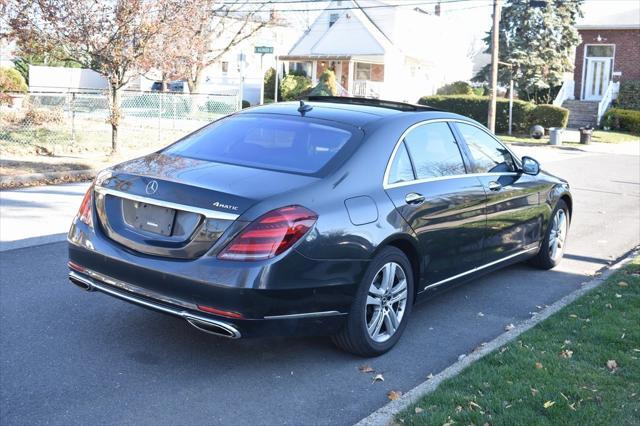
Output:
[521, 156, 540, 175]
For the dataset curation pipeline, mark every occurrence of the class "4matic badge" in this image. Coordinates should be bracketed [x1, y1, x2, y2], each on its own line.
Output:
[212, 201, 239, 211]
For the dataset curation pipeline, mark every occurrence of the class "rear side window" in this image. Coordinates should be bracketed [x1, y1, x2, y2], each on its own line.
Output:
[456, 123, 516, 173]
[403, 122, 466, 179]
[388, 142, 415, 184]
[164, 115, 355, 175]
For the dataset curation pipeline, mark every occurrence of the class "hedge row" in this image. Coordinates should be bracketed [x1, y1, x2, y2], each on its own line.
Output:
[417, 95, 569, 132]
[602, 108, 640, 135]
[616, 80, 640, 111]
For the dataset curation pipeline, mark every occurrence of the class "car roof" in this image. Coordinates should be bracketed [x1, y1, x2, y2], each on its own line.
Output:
[237, 98, 476, 129]
[239, 97, 449, 125]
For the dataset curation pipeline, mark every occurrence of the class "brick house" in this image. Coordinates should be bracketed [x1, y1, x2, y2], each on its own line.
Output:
[556, 6, 640, 127]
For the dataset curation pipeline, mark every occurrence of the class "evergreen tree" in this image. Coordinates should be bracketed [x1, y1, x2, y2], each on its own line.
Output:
[474, 0, 583, 103]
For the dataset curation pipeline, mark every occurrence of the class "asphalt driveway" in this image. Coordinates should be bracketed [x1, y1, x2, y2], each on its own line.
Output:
[1, 145, 638, 425]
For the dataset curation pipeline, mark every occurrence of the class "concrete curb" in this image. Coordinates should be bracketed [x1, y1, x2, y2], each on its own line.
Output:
[0, 169, 97, 189]
[355, 248, 639, 426]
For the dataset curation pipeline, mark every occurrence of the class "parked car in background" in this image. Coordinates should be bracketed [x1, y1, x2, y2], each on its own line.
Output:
[150, 80, 188, 93]
[67, 97, 572, 356]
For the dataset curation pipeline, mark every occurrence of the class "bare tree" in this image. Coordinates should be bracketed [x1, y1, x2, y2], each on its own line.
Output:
[7, 0, 184, 153]
[177, 2, 274, 93]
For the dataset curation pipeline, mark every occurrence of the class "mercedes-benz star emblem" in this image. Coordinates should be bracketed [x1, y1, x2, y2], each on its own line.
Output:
[145, 180, 159, 195]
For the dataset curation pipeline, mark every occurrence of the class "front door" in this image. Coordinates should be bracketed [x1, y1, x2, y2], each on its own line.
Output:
[453, 122, 543, 264]
[384, 121, 486, 289]
[584, 57, 612, 101]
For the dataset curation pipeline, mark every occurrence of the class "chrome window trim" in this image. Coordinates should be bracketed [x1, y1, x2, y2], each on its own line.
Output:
[383, 118, 521, 190]
[422, 246, 538, 291]
[94, 186, 240, 220]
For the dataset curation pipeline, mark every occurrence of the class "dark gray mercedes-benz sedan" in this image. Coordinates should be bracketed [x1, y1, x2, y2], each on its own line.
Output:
[68, 97, 572, 356]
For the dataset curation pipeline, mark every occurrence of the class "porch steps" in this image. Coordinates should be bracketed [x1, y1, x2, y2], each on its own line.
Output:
[562, 100, 599, 129]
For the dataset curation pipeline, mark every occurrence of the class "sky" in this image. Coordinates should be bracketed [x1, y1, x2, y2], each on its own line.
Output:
[263, 0, 640, 38]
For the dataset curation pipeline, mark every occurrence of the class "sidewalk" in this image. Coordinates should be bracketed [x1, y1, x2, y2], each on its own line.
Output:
[0, 182, 90, 251]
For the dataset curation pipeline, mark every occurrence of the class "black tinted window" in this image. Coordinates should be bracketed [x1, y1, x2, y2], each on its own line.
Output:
[403, 122, 466, 179]
[164, 115, 354, 175]
[388, 142, 415, 184]
[456, 123, 515, 173]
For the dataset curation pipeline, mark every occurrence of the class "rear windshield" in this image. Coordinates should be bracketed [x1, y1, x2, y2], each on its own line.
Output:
[163, 115, 356, 175]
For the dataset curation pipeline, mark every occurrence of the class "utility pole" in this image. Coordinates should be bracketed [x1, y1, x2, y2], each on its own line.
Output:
[487, 0, 501, 132]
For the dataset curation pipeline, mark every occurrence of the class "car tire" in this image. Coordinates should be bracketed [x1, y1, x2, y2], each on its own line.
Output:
[332, 246, 414, 357]
[530, 199, 570, 270]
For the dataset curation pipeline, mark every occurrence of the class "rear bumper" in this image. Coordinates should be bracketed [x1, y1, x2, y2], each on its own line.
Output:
[67, 220, 368, 338]
[68, 265, 350, 338]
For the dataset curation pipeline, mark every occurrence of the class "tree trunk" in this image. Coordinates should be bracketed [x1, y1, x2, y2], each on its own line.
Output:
[192, 67, 206, 94]
[109, 84, 122, 154]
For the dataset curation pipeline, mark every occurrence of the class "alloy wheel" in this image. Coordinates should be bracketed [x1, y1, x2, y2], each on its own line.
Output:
[549, 208, 568, 261]
[365, 262, 408, 343]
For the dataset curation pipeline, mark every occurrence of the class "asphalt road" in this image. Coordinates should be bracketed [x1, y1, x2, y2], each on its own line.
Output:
[1, 145, 639, 425]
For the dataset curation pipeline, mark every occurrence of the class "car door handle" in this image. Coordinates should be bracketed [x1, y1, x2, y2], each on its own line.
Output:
[405, 192, 425, 205]
[488, 181, 502, 191]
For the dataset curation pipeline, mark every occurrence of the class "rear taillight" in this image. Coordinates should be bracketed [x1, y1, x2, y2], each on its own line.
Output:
[218, 205, 317, 261]
[76, 186, 93, 227]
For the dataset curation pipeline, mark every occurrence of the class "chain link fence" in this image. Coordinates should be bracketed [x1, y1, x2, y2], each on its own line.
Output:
[1, 90, 239, 153]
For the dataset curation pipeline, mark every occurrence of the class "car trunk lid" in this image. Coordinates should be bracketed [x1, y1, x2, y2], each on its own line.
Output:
[93, 153, 318, 259]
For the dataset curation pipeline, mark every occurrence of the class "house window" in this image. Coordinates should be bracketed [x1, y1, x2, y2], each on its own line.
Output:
[586, 45, 614, 58]
[329, 13, 339, 27]
[221, 61, 229, 73]
[355, 63, 371, 80]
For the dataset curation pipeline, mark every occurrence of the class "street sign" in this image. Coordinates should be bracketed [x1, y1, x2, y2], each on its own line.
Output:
[254, 46, 274, 54]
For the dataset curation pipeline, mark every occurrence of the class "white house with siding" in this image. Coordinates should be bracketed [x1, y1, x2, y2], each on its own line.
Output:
[278, 0, 474, 102]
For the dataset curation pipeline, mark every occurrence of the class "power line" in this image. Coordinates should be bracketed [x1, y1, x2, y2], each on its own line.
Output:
[218, 0, 485, 13]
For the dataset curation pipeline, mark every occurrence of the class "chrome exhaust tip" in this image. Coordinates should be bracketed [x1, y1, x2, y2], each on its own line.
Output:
[69, 276, 94, 291]
[185, 317, 241, 339]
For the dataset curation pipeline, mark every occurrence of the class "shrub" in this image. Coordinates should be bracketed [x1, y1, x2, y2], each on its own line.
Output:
[601, 108, 640, 135]
[528, 104, 569, 129]
[0, 67, 28, 104]
[281, 74, 312, 101]
[437, 81, 474, 96]
[418, 95, 535, 133]
[615, 80, 640, 111]
[263, 67, 281, 102]
[472, 86, 486, 96]
[310, 70, 337, 97]
[23, 106, 64, 125]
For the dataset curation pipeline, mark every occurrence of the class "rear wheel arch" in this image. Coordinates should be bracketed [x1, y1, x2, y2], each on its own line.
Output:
[377, 236, 421, 302]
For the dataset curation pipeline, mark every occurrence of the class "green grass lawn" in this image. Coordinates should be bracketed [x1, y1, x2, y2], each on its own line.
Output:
[398, 258, 640, 425]
[499, 130, 639, 145]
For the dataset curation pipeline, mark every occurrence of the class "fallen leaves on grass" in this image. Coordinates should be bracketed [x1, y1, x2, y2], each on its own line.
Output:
[387, 390, 402, 401]
[606, 360, 618, 371]
[615, 293, 622, 298]
[358, 365, 375, 373]
[618, 281, 629, 287]
[560, 349, 574, 358]
[414, 407, 423, 414]
[535, 362, 544, 369]
[543, 400, 556, 409]
[531, 387, 539, 396]
[372, 374, 384, 383]
[505, 323, 515, 331]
